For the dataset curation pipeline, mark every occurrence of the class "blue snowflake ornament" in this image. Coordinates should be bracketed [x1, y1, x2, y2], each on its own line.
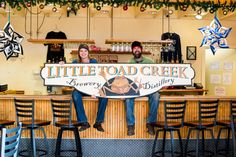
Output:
[199, 16, 232, 55]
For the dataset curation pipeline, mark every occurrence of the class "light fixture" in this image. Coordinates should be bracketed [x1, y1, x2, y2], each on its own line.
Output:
[195, 14, 202, 20]
[195, 8, 202, 20]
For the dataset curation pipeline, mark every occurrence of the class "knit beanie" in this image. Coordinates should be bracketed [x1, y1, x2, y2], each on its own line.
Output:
[131, 41, 142, 50]
[78, 44, 89, 51]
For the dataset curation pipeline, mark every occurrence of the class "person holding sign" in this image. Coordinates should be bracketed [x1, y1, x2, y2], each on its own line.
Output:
[125, 41, 160, 136]
[72, 44, 108, 132]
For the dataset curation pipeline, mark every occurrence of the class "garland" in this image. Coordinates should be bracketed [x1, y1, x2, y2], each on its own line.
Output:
[0, 0, 236, 13]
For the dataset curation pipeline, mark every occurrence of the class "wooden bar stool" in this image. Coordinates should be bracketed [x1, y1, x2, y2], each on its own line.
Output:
[50, 99, 83, 157]
[14, 98, 51, 157]
[216, 100, 236, 157]
[1, 123, 22, 157]
[184, 100, 219, 157]
[151, 100, 186, 157]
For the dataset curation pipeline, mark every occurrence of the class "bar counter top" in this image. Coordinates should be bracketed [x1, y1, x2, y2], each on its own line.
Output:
[0, 94, 235, 101]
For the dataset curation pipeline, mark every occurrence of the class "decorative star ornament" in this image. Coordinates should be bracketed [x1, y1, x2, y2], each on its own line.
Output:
[0, 22, 24, 60]
[199, 16, 232, 55]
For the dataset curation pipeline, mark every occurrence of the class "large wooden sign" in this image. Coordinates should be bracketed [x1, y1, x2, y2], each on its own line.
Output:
[40, 64, 195, 98]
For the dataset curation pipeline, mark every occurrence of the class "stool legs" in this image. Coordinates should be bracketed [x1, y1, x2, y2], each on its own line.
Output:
[217, 126, 236, 157]
[231, 123, 236, 157]
[185, 128, 216, 157]
[30, 129, 37, 157]
[162, 130, 166, 157]
[74, 127, 82, 157]
[170, 131, 175, 157]
[55, 128, 64, 156]
[185, 128, 192, 157]
[177, 130, 183, 157]
[151, 129, 160, 157]
[152, 129, 182, 157]
[55, 127, 82, 157]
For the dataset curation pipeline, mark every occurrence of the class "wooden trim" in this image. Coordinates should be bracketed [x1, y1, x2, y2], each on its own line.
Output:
[105, 39, 173, 45]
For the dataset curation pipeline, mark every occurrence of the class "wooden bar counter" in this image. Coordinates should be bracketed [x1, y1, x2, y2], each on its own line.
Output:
[0, 95, 235, 139]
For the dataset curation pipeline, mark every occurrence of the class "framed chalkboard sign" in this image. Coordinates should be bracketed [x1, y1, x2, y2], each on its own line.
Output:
[186, 46, 197, 60]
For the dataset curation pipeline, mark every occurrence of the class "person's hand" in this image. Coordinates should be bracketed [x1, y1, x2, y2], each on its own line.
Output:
[91, 95, 97, 98]
[99, 71, 106, 79]
[59, 61, 65, 65]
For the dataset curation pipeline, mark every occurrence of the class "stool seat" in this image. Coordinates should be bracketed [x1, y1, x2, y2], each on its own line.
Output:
[184, 120, 215, 127]
[55, 120, 82, 127]
[0, 120, 15, 127]
[152, 121, 182, 128]
[21, 119, 51, 127]
[217, 119, 236, 126]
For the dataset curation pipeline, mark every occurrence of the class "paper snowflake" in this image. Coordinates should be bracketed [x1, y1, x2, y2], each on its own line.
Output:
[0, 22, 24, 60]
[199, 16, 232, 55]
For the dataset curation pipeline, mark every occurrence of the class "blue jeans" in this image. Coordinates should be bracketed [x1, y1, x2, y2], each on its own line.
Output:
[72, 90, 108, 123]
[124, 91, 160, 126]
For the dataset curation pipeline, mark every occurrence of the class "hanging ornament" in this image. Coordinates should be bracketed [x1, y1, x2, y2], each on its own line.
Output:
[96, 6, 101, 11]
[209, 7, 215, 14]
[113, 2, 119, 8]
[0, 22, 24, 60]
[39, 4, 45, 9]
[52, 7, 57, 12]
[199, 16, 232, 55]
[16, 5, 22, 11]
[123, 5, 128, 11]
[26, 1, 31, 7]
[67, 6, 71, 12]
[154, 4, 161, 10]
[0, 2, 6, 9]
[140, 7, 146, 12]
[81, 3, 87, 8]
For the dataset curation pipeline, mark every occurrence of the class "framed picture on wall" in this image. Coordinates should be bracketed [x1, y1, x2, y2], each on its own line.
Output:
[186, 46, 197, 60]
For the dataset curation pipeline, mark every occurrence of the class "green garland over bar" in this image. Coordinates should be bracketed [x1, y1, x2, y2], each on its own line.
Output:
[0, 0, 236, 13]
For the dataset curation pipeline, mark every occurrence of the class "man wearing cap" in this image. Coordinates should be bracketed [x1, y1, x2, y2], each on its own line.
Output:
[72, 44, 108, 132]
[125, 41, 160, 136]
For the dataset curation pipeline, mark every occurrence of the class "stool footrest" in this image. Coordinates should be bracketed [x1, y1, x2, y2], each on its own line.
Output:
[186, 149, 214, 157]
[19, 149, 48, 157]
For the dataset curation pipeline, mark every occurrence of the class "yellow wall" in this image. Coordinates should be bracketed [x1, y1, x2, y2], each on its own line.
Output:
[0, 7, 236, 94]
[205, 49, 236, 96]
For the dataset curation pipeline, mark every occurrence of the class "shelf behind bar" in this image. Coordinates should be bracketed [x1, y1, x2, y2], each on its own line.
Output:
[105, 39, 173, 44]
[27, 39, 95, 44]
[70, 49, 152, 55]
